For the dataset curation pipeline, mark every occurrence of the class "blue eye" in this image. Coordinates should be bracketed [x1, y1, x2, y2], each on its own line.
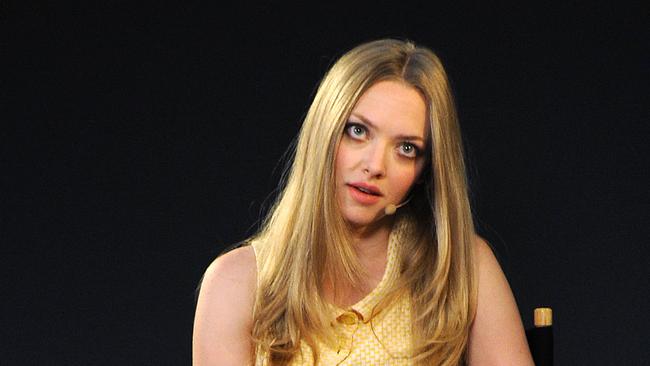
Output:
[399, 142, 420, 158]
[345, 123, 367, 139]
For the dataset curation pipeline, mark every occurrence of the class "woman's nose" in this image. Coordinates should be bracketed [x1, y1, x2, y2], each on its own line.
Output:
[363, 141, 387, 178]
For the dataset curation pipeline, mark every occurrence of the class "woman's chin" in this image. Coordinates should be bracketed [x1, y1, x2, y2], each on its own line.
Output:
[342, 210, 390, 231]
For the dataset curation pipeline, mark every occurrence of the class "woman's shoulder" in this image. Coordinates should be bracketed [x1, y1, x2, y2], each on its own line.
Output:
[467, 234, 535, 364]
[473, 234, 495, 268]
[471, 234, 510, 303]
[202, 245, 257, 295]
[196, 245, 258, 324]
[471, 235, 518, 294]
[193, 246, 258, 364]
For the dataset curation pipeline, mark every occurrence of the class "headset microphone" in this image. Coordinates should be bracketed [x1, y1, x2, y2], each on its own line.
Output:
[384, 199, 410, 215]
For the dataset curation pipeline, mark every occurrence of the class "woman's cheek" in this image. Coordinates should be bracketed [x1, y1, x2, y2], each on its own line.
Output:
[393, 169, 417, 193]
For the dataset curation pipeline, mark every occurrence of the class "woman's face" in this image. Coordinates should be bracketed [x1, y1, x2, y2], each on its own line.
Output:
[335, 80, 428, 230]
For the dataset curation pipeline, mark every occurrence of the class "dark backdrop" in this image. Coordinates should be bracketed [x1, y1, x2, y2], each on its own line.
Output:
[3, 2, 648, 365]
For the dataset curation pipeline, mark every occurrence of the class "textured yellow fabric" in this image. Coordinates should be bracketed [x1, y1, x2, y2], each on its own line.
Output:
[252, 215, 416, 365]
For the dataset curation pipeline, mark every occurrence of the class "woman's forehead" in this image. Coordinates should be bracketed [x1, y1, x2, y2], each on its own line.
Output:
[351, 80, 428, 139]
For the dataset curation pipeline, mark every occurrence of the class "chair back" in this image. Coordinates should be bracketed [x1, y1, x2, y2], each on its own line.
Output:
[525, 307, 553, 366]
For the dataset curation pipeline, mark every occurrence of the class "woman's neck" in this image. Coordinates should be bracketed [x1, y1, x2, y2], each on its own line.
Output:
[324, 217, 396, 308]
[349, 217, 394, 286]
[349, 214, 393, 250]
[352, 225, 390, 263]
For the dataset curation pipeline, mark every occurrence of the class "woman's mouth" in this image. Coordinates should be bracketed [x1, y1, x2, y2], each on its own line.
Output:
[347, 183, 382, 205]
[356, 186, 375, 194]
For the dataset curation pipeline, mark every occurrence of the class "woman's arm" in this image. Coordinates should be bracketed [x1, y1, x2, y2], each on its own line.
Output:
[192, 246, 257, 366]
[467, 236, 535, 366]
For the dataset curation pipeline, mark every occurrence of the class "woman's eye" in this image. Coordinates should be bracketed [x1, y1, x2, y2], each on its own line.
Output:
[345, 123, 367, 139]
[399, 142, 420, 158]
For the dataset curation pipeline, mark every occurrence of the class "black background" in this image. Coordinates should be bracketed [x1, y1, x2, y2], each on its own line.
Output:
[3, 2, 648, 365]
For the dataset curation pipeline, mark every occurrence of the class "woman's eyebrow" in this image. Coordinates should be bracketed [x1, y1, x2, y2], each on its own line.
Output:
[350, 112, 425, 142]
[349, 112, 376, 128]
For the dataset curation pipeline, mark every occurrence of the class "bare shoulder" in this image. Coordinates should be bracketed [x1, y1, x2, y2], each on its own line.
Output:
[472, 235, 514, 294]
[192, 246, 257, 365]
[197, 245, 257, 319]
[473, 235, 500, 275]
[467, 235, 534, 366]
[202, 245, 257, 289]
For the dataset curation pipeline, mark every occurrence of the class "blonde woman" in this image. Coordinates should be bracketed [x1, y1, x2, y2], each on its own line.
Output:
[193, 39, 534, 365]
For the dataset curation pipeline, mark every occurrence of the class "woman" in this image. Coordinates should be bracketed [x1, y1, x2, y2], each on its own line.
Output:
[193, 39, 534, 365]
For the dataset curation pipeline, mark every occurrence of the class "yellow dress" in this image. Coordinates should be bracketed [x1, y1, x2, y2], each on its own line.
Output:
[252, 215, 415, 365]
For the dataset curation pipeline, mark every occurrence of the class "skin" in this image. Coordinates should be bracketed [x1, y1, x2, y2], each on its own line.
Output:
[468, 237, 535, 365]
[335, 80, 428, 233]
[192, 80, 534, 365]
[325, 80, 428, 306]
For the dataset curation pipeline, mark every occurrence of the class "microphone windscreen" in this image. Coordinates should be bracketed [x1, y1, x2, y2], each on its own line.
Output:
[384, 204, 397, 215]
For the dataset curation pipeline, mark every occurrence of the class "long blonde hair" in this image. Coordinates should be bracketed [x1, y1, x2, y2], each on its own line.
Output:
[249, 39, 477, 365]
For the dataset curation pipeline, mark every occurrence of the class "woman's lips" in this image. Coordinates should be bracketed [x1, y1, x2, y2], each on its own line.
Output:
[347, 184, 382, 205]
